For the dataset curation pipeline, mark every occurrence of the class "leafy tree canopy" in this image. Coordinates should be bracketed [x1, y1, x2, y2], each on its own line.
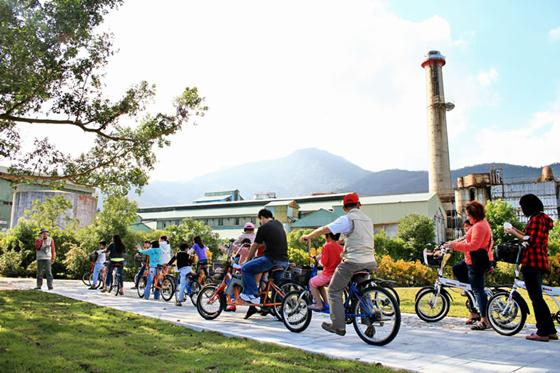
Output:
[396, 214, 435, 260]
[485, 200, 524, 246]
[0, 0, 207, 194]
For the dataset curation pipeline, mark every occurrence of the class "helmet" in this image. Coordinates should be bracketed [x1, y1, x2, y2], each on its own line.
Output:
[244, 222, 255, 230]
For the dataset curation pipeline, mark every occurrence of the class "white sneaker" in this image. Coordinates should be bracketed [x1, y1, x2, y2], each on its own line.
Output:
[240, 293, 260, 305]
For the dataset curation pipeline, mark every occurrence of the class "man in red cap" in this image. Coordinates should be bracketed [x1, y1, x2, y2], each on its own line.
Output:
[300, 192, 376, 336]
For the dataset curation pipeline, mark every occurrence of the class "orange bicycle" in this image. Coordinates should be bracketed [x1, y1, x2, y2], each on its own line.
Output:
[137, 263, 175, 301]
[196, 255, 301, 321]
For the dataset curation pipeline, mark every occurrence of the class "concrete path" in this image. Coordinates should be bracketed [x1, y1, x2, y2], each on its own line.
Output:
[2, 278, 558, 372]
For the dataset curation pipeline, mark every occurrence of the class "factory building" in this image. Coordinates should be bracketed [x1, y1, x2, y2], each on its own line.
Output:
[138, 191, 447, 242]
[0, 166, 98, 230]
[455, 166, 559, 222]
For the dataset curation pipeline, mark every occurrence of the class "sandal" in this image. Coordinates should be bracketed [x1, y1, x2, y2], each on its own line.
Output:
[465, 316, 480, 325]
[471, 321, 490, 331]
[526, 333, 549, 342]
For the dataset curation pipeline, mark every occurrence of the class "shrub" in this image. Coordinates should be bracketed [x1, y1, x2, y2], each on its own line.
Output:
[288, 247, 310, 267]
[0, 250, 28, 277]
[375, 255, 436, 287]
[374, 231, 405, 259]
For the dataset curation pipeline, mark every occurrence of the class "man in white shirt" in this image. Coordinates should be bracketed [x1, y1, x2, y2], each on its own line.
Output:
[300, 193, 376, 336]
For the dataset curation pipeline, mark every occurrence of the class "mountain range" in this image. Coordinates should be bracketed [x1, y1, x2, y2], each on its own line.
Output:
[132, 148, 560, 207]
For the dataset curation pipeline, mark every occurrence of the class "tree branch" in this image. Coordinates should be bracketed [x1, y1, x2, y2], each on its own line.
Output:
[0, 114, 134, 142]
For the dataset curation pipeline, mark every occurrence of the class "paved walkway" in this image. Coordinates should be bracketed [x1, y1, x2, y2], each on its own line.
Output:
[2, 278, 558, 372]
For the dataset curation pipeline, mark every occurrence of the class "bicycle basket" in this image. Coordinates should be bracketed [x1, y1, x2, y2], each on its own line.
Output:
[290, 266, 312, 286]
[495, 243, 522, 264]
[423, 249, 442, 267]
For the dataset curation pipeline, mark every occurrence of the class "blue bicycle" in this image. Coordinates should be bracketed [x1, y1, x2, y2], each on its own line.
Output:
[280, 269, 401, 346]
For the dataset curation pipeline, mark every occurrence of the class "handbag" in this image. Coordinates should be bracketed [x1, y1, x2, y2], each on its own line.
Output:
[470, 237, 492, 271]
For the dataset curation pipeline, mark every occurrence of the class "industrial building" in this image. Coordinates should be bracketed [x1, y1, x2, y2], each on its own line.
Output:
[0, 167, 98, 230]
[455, 166, 559, 222]
[137, 191, 447, 242]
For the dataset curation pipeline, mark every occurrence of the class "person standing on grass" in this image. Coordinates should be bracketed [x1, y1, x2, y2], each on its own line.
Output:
[89, 241, 107, 290]
[505, 194, 558, 342]
[139, 240, 163, 300]
[300, 193, 376, 336]
[34, 228, 56, 290]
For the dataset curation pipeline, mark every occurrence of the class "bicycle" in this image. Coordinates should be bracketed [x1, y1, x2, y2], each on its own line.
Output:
[415, 246, 498, 322]
[487, 242, 560, 336]
[281, 268, 401, 346]
[196, 254, 301, 321]
[107, 261, 125, 296]
[137, 264, 175, 301]
[81, 261, 101, 288]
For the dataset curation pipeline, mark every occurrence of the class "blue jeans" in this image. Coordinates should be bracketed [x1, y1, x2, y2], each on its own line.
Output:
[241, 256, 288, 297]
[177, 266, 193, 302]
[144, 266, 160, 300]
[134, 263, 146, 287]
[468, 265, 487, 317]
[92, 262, 104, 287]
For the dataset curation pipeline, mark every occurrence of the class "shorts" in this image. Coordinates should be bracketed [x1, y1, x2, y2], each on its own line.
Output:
[309, 273, 333, 288]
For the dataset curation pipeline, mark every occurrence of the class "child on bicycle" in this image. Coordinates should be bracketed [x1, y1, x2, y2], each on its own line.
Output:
[309, 232, 343, 311]
[89, 241, 107, 290]
[189, 236, 209, 278]
[132, 241, 151, 290]
[138, 240, 163, 300]
[168, 243, 194, 306]
[234, 238, 252, 265]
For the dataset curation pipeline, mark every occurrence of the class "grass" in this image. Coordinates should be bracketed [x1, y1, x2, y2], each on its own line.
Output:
[0, 290, 396, 373]
[396, 286, 559, 325]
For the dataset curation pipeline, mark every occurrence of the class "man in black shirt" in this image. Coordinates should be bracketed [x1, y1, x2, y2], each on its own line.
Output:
[240, 209, 289, 305]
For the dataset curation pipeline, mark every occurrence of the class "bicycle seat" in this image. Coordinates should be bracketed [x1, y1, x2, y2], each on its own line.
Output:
[351, 270, 371, 284]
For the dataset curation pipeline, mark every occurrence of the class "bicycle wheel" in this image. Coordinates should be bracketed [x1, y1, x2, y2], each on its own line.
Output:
[137, 277, 146, 298]
[415, 288, 450, 322]
[111, 273, 120, 295]
[82, 271, 91, 287]
[487, 291, 527, 336]
[383, 285, 400, 306]
[352, 287, 401, 346]
[281, 290, 312, 333]
[196, 285, 225, 320]
[161, 276, 175, 302]
[91, 273, 102, 289]
[189, 281, 201, 305]
[271, 282, 303, 321]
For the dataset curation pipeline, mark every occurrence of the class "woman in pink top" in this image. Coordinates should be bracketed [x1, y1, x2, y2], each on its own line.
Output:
[444, 201, 494, 330]
[309, 232, 343, 311]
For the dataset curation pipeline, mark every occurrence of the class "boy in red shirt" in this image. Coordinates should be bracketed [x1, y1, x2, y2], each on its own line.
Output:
[309, 233, 343, 311]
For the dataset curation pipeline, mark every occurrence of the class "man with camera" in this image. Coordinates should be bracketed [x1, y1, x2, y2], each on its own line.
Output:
[34, 228, 56, 290]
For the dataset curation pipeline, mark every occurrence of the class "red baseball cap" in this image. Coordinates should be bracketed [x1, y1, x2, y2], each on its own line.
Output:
[343, 192, 360, 205]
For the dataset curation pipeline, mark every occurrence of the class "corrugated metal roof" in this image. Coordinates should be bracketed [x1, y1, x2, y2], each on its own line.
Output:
[292, 209, 342, 228]
[333, 192, 437, 206]
[298, 201, 337, 212]
[212, 228, 244, 240]
[139, 205, 262, 220]
[193, 194, 233, 203]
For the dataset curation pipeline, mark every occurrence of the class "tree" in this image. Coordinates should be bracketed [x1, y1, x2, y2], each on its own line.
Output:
[163, 219, 221, 257]
[374, 231, 405, 260]
[0, 0, 207, 194]
[548, 220, 560, 256]
[485, 200, 524, 246]
[287, 229, 325, 253]
[396, 214, 435, 261]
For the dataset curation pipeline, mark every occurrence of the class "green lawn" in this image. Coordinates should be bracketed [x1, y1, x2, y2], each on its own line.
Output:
[0, 290, 396, 373]
[396, 287, 558, 325]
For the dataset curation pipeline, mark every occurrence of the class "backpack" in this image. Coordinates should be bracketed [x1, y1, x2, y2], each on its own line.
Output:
[89, 251, 99, 262]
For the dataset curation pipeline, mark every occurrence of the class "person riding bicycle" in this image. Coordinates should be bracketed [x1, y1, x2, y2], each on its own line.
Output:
[233, 222, 256, 252]
[132, 241, 151, 290]
[168, 242, 194, 306]
[240, 209, 289, 305]
[160, 235, 172, 266]
[300, 192, 376, 336]
[308, 232, 343, 311]
[102, 235, 126, 295]
[444, 201, 493, 331]
[139, 240, 163, 300]
[189, 236, 210, 279]
[234, 238, 252, 265]
[89, 240, 107, 290]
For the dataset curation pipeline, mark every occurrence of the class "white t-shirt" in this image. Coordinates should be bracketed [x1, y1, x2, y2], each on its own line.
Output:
[95, 250, 106, 265]
[160, 242, 172, 264]
[327, 215, 352, 235]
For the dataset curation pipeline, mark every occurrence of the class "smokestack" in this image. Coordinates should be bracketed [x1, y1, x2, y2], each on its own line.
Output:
[422, 50, 453, 203]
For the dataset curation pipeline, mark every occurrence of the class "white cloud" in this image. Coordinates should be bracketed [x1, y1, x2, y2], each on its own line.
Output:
[477, 68, 498, 87]
[469, 92, 560, 167]
[549, 27, 560, 41]
[12, 0, 500, 182]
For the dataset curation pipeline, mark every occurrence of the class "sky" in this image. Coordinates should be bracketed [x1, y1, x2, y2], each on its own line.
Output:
[19, 0, 560, 182]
